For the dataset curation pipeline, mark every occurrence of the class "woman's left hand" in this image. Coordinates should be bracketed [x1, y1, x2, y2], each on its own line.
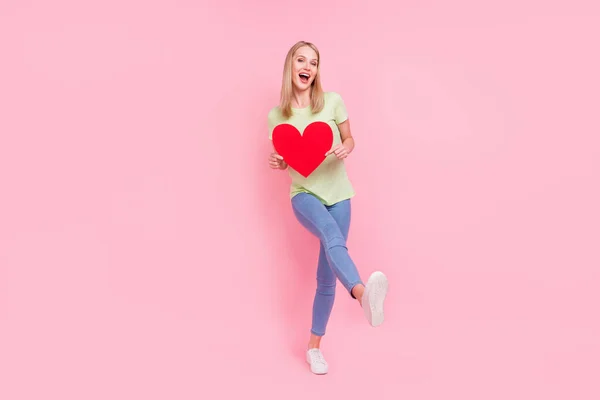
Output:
[325, 143, 350, 160]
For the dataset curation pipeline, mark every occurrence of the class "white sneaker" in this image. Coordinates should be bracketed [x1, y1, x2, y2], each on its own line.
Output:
[306, 348, 328, 375]
[362, 271, 389, 327]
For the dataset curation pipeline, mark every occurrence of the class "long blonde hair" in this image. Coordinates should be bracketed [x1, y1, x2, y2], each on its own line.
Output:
[279, 41, 324, 119]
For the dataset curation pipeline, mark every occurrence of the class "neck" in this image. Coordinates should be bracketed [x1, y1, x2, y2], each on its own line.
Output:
[292, 88, 311, 108]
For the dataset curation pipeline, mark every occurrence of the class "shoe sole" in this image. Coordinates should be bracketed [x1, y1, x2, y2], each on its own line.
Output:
[363, 271, 389, 327]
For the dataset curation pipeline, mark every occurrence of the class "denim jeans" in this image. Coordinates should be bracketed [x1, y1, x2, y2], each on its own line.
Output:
[291, 192, 364, 336]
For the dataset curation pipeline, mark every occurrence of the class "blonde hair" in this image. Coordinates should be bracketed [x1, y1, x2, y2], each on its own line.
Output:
[279, 41, 324, 119]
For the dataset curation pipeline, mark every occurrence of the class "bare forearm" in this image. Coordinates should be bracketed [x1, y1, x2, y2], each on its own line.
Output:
[343, 137, 355, 153]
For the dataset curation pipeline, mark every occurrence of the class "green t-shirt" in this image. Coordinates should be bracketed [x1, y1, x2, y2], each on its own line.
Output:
[268, 91, 355, 206]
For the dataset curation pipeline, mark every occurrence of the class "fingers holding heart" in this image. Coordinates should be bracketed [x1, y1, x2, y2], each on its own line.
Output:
[335, 146, 349, 159]
[326, 144, 349, 159]
[269, 153, 285, 169]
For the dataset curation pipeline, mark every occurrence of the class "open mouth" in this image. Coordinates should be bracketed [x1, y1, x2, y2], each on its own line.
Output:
[299, 73, 310, 84]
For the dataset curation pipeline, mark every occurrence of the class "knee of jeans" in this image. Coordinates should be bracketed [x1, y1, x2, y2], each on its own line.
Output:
[325, 236, 346, 251]
[321, 223, 346, 248]
[316, 278, 336, 296]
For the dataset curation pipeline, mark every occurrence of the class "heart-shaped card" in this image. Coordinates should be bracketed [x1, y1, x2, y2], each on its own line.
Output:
[272, 121, 333, 178]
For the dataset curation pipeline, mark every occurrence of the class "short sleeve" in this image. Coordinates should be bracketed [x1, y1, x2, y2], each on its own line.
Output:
[267, 107, 279, 140]
[333, 92, 348, 124]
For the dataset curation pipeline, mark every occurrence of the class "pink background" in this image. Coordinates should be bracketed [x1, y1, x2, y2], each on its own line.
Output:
[1, 1, 599, 399]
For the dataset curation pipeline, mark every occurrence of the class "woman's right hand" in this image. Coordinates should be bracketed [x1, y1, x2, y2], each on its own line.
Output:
[269, 152, 287, 170]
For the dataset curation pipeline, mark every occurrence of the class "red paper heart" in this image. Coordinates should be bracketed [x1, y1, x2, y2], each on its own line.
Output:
[272, 121, 333, 178]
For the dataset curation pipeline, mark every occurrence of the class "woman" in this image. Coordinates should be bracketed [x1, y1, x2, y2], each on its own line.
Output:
[267, 41, 389, 375]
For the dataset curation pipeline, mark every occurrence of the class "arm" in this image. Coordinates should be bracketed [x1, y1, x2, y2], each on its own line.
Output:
[326, 119, 354, 159]
[267, 108, 288, 170]
[338, 119, 354, 154]
[270, 143, 288, 170]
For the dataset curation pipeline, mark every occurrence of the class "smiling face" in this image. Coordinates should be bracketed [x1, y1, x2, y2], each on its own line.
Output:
[291, 45, 319, 92]
[279, 41, 325, 117]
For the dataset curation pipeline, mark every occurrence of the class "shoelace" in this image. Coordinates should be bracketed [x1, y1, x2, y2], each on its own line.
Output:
[308, 349, 326, 365]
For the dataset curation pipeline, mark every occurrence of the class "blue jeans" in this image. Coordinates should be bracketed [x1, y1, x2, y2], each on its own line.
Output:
[291, 192, 364, 337]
